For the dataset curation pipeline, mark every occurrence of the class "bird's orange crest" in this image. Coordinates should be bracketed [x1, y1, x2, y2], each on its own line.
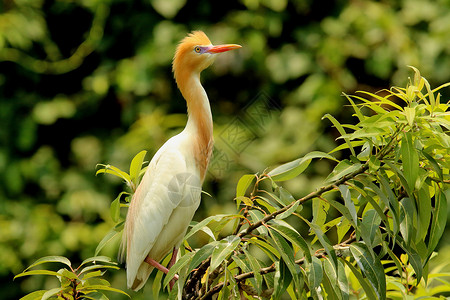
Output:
[172, 31, 212, 73]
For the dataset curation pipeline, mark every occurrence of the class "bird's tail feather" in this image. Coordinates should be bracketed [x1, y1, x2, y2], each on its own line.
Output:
[130, 262, 154, 291]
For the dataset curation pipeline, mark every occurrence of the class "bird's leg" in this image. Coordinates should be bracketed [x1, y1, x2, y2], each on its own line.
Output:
[144, 256, 179, 280]
[168, 248, 178, 290]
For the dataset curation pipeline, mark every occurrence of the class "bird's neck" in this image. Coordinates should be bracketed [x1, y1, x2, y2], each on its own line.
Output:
[178, 71, 213, 180]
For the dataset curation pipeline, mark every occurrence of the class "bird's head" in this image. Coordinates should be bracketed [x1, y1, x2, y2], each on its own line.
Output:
[172, 31, 241, 81]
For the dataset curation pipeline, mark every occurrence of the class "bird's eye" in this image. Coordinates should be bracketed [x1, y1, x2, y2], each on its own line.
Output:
[194, 46, 202, 53]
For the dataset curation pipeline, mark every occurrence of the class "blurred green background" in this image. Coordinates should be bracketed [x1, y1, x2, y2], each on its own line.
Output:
[1, 0, 450, 298]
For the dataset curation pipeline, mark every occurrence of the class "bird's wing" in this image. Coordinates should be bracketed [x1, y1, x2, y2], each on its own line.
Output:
[123, 136, 201, 288]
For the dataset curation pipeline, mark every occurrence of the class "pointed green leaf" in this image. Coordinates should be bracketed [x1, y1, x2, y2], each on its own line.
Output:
[343, 93, 364, 122]
[163, 251, 195, 288]
[399, 197, 415, 246]
[22, 256, 71, 272]
[236, 174, 256, 197]
[96, 164, 131, 183]
[210, 235, 241, 271]
[401, 131, 419, 191]
[428, 190, 447, 256]
[349, 243, 386, 300]
[14, 269, 63, 279]
[325, 159, 362, 183]
[110, 194, 121, 222]
[312, 198, 329, 228]
[79, 264, 119, 275]
[342, 259, 378, 300]
[322, 114, 356, 156]
[82, 270, 103, 280]
[80, 285, 130, 297]
[308, 256, 323, 289]
[416, 187, 432, 242]
[403, 107, 416, 127]
[422, 150, 443, 181]
[243, 249, 262, 295]
[188, 243, 217, 273]
[268, 228, 299, 277]
[42, 287, 63, 300]
[270, 224, 311, 262]
[305, 219, 338, 267]
[80, 256, 115, 268]
[95, 222, 124, 256]
[19, 290, 46, 300]
[268, 151, 337, 181]
[339, 185, 357, 225]
[129, 150, 147, 187]
[184, 215, 234, 241]
[272, 261, 292, 300]
[360, 209, 381, 248]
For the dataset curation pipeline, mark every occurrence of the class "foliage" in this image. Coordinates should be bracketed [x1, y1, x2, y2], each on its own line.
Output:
[3, 0, 450, 299]
[164, 67, 448, 299]
[84, 68, 449, 299]
[14, 256, 128, 299]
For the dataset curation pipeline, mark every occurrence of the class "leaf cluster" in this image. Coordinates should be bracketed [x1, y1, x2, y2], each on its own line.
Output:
[14, 256, 128, 300]
[164, 67, 449, 299]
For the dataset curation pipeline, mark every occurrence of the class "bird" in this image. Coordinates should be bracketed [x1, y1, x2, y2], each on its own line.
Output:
[120, 31, 241, 291]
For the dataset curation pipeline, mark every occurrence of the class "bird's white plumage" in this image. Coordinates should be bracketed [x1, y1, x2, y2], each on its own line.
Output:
[120, 31, 240, 292]
[122, 131, 202, 290]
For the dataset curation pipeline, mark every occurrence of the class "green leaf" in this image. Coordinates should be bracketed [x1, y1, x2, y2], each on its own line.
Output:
[325, 159, 362, 183]
[312, 198, 329, 228]
[110, 193, 122, 222]
[360, 209, 381, 248]
[403, 106, 416, 127]
[210, 235, 241, 271]
[401, 131, 419, 191]
[343, 93, 364, 122]
[308, 256, 322, 289]
[21, 256, 71, 273]
[19, 290, 46, 300]
[428, 190, 447, 256]
[188, 243, 216, 273]
[79, 264, 119, 275]
[272, 261, 292, 300]
[322, 114, 356, 156]
[42, 287, 63, 300]
[79, 285, 130, 297]
[278, 187, 296, 206]
[268, 151, 337, 181]
[337, 259, 350, 299]
[247, 238, 279, 261]
[236, 174, 256, 198]
[416, 186, 432, 242]
[268, 228, 300, 278]
[305, 219, 338, 267]
[95, 222, 124, 256]
[96, 164, 131, 184]
[349, 243, 386, 300]
[184, 215, 231, 241]
[163, 251, 195, 288]
[342, 259, 378, 300]
[243, 249, 263, 295]
[79, 256, 115, 268]
[339, 185, 357, 225]
[129, 150, 147, 187]
[82, 270, 103, 280]
[422, 150, 444, 181]
[399, 197, 415, 246]
[276, 201, 299, 220]
[14, 269, 63, 279]
[270, 224, 311, 262]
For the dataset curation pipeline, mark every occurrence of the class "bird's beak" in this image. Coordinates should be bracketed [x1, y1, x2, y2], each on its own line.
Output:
[207, 44, 242, 54]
